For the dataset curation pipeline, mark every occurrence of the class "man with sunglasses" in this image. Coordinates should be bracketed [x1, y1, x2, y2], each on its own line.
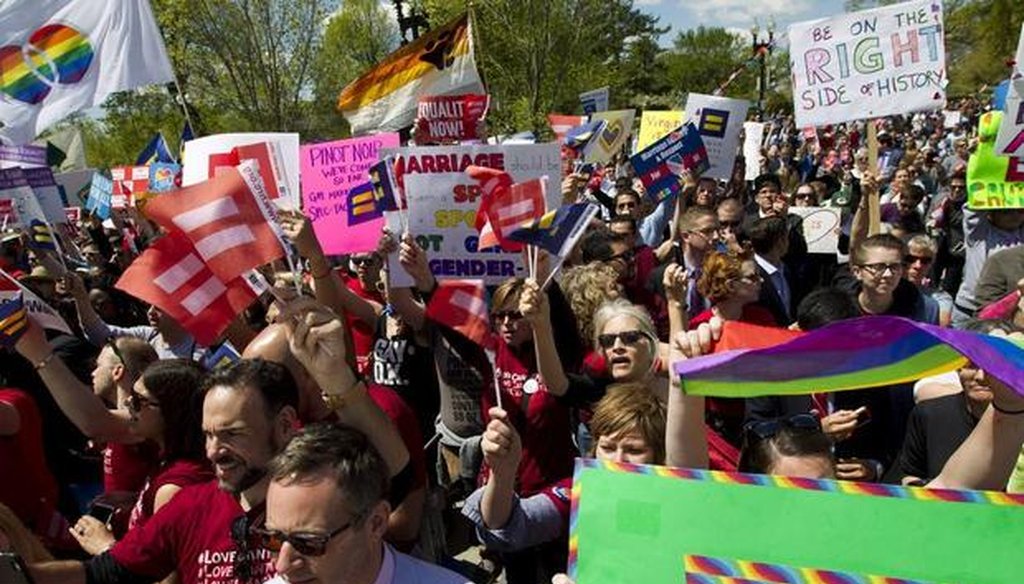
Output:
[262, 423, 468, 584]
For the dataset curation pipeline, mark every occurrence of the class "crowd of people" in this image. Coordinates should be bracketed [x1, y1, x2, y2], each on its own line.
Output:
[1, 99, 1024, 584]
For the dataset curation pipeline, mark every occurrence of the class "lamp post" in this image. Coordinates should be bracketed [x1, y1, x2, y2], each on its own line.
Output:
[751, 20, 775, 121]
[391, 0, 429, 45]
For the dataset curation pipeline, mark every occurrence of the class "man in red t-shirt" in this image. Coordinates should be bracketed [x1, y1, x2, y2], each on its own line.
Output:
[26, 305, 411, 584]
[0, 388, 59, 533]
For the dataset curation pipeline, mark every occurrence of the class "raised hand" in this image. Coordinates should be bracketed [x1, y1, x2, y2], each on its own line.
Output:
[278, 210, 322, 260]
[518, 278, 549, 325]
[481, 407, 522, 478]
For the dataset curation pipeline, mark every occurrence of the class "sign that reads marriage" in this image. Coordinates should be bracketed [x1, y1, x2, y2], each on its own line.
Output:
[789, 0, 947, 128]
[629, 123, 709, 202]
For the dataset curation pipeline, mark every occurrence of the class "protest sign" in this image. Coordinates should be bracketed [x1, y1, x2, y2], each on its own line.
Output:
[790, 206, 841, 254]
[0, 269, 72, 335]
[570, 459, 1024, 583]
[579, 87, 609, 115]
[383, 143, 561, 287]
[182, 133, 301, 209]
[637, 111, 685, 151]
[55, 169, 96, 206]
[85, 173, 113, 220]
[742, 122, 766, 181]
[300, 134, 401, 255]
[0, 145, 47, 169]
[683, 94, 749, 181]
[630, 123, 710, 202]
[110, 166, 150, 208]
[548, 114, 588, 142]
[994, 26, 1024, 157]
[586, 110, 636, 165]
[789, 0, 947, 128]
[0, 169, 50, 230]
[968, 111, 1024, 210]
[149, 162, 181, 193]
[943, 110, 962, 129]
[415, 94, 489, 144]
[23, 168, 66, 225]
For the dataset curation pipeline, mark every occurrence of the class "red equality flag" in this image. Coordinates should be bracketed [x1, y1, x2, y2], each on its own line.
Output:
[144, 160, 285, 283]
[415, 94, 490, 144]
[466, 165, 545, 252]
[115, 232, 267, 345]
[425, 279, 493, 349]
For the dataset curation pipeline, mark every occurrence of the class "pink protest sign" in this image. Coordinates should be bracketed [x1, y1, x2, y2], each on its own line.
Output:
[300, 134, 400, 255]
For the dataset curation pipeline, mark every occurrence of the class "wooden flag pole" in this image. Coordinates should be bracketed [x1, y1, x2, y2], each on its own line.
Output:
[866, 120, 881, 236]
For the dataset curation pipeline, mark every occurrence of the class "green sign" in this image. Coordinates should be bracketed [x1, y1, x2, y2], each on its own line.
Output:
[570, 459, 1024, 583]
[967, 110, 1024, 210]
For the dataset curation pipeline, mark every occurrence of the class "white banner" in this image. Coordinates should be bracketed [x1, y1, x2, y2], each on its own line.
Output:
[995, 24, 1024, 157]
[789, 0, 947, 128]
[384, 143, 561, 286]
[684, 93, 750, 181]
[791, 206, 841, 254]
[742, 122, 766, 181]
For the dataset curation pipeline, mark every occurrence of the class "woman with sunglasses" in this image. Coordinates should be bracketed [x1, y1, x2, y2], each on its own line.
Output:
[12, 320, 211, 555]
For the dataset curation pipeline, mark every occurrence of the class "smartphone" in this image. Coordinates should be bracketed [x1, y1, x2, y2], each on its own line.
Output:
[0, 553, 35, 584]
[88, 502, 116, 527]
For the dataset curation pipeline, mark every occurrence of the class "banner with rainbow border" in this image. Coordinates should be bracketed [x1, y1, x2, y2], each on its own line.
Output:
[568, 459, 1024, 583]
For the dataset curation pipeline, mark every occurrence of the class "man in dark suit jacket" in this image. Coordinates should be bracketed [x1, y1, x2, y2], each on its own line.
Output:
[747, 216, 801, 326]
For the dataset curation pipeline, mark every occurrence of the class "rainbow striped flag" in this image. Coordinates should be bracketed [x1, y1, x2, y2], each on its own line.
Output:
[337, 13, 484, 135]
[673, 317, 1024, 398]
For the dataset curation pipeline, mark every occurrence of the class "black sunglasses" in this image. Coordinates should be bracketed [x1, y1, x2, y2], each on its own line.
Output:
[351, 256, 378, 267]
[250, 520, 355, 557]
[491, 310, 523, 322]
[126, 390, 159, 413]
[597, 330, 651, 350]
[744, 413, 822, 441]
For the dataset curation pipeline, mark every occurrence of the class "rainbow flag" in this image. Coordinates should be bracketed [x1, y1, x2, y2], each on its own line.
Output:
[673, 317, 1024, 398]
[337, 14, 484, 135]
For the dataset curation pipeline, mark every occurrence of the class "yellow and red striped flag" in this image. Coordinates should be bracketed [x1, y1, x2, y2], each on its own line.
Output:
[338, 14, 484, 135]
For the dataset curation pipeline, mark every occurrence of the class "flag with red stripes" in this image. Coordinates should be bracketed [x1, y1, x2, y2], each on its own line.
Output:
[115, 232, 268, 345]
[425, 279, 493, 349]
[144, 160, 286, 283]
[466, 166, 545, 252]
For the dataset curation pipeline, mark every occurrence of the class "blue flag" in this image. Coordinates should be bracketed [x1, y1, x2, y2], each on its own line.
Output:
[136, 133, 176, 166]
[179, 121, 195, 161]
[505, 202, 599, 258]
[629, 123, 710, 202]
[564, 120, 605, 151]
[347, 182, 382, 226]
[369, 157, 401, 212]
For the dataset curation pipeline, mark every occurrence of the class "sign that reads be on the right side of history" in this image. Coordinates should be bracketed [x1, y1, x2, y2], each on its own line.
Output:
[789, 0, 947, 128]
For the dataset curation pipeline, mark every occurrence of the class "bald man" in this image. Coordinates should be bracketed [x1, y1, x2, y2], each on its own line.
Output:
[243, 323, 428, 547]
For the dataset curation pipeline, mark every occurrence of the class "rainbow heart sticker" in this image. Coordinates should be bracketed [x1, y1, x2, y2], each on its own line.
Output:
[0, 24, 94, 105]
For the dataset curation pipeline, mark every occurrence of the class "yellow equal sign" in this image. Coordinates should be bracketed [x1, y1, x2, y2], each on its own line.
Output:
[703, 113, 725, 134]
[351, 187, 377, 216]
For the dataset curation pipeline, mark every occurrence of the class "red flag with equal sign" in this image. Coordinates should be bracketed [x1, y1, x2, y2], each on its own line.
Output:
[144, 160, 285, 284]
[115, 232, 268, 345]
[467, 166, 545, 252]
[425, 279, 493, 349]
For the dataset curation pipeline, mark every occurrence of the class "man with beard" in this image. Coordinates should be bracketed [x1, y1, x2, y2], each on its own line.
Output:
[26, 304, 409, 584]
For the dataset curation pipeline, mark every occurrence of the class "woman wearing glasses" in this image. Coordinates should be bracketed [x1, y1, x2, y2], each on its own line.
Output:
[690, 250, 776, 327]
[12, 321, 211, 555]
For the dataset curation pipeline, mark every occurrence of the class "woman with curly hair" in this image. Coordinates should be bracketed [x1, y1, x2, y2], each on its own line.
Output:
[559, 262, 623, 342]
[691, 249, 778, 327]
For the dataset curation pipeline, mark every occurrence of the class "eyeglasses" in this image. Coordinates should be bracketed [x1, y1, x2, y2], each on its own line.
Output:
[250, 520, 356, 557]
[950, 183, 966, 191]
[351, 256, 378, 267]
[491, 310, 523, 323]
[904, 255, 933, 266]
[126, 390, 159, 413]
[858, 262, 904, 276]
[744, 413, 822, 441]
[719, 220, 742, 229]
[794, 191, 815, 199]
[597, 330, 651, 350]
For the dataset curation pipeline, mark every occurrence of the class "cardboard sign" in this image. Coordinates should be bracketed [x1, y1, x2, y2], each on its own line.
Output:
[968, 111, 1024, 210]
[415, 94, 489, 144]
[683, 94, 750, 181]
[85, 173, 113, 220]
[23, 167, 67, 225]
[579, 87, 609, 115]
[790, 206, 841, 253]
[110, 166, 149, 208]
[586, 110, 637, 165]
[0, 269, 72, 335]
[0, 145, 47, 169]
[0, 169, 49, 229]
[182, 133, 301, 209]
[299, 134, 401, 255]
[742, 122, 766, 181]
[943, 110, 963, 128]
[638, 111, 685, 151]
[630, 123, 710, 201]
[789, 0, 947, 128]
[383, 143, 561, 287]
[570, 459, 1024, 583]
[54, 169, 97, 206]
